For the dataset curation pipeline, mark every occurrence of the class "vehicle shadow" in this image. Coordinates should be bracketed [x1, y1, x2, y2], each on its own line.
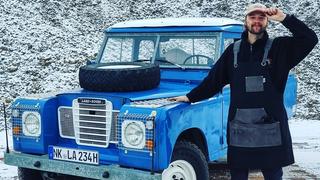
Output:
[209, 163, 264, 180]
[209, 163, 319, 180]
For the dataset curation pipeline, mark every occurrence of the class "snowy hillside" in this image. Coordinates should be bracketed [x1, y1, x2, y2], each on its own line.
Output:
[0, 0, 319, 126]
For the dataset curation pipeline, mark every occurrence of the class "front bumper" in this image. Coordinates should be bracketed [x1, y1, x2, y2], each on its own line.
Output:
[4, 152, 161, 180]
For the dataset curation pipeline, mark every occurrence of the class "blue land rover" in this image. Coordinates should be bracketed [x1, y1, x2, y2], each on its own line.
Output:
[4, 17, 297, 180]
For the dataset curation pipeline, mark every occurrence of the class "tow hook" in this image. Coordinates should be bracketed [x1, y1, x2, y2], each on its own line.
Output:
[102, 171, 110, 178]
[34, 161, 41, 168]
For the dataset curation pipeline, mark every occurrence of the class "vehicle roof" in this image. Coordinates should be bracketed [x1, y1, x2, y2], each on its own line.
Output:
[106, 17, 244, 33]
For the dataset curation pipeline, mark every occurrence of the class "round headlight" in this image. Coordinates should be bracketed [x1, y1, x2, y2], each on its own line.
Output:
[122, 120, 145, 149]
[22, 112, 41, 137]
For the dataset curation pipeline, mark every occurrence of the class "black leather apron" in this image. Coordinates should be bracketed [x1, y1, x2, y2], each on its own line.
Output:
[227, 39, 294, 168]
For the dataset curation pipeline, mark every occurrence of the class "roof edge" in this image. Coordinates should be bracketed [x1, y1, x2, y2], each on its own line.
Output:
[110, 17, 243, 29]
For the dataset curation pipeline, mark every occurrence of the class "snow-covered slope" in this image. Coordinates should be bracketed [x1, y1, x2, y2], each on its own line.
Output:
[0, 0, 319, 124]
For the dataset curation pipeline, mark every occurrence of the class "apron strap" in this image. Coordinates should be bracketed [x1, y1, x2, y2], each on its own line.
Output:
[261, 38, 274, 66]
[233, 38, 274, 68]
[233, 40, 241, 68]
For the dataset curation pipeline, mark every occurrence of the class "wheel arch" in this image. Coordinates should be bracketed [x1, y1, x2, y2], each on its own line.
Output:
[173, 128, 209, 162]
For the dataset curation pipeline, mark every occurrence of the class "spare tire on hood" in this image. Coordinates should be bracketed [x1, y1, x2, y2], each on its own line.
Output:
[79, 62, 160, 92]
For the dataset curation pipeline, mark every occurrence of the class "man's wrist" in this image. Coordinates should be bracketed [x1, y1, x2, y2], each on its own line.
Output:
[281, 14, 291, 25]
[184, 95, 190, 102]
[279, 14, 287, 22]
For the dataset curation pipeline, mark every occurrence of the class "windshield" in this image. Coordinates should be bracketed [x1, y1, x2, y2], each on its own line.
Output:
[99, 33, 219, 68]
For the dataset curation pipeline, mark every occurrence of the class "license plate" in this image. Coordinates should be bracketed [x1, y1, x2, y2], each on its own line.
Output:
[48, 146, 99, 165]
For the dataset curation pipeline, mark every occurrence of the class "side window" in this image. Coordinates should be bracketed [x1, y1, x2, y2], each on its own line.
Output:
[138, 40, 154, 61]
[101, 38, 133, 63]
[223, 38, 235, 50]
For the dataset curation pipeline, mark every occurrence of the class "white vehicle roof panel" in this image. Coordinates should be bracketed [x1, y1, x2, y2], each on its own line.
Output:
[111, 17, 243, 29]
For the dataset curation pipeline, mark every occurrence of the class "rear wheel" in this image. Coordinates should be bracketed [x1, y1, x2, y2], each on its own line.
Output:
[162, 141, 209, 180]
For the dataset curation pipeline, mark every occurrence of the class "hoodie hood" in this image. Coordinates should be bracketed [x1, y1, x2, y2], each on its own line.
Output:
[241, 30, 269, 45]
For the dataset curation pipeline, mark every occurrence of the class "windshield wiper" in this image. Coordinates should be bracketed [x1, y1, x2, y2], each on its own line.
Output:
[134, 59, 151, 62]
[155, 59, 185, 70]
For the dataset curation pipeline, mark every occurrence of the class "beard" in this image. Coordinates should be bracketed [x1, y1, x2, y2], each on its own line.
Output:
[245, 23, 267, 35]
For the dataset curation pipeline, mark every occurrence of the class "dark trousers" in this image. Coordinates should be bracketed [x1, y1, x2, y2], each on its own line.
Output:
[230, 167, 283, 180]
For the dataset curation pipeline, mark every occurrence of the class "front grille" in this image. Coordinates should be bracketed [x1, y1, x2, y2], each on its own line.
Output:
[73, 98, 113, 147]
[110, 112, 118, 142]
[58, 98, 119, 147]
[58, 107, 74, 138]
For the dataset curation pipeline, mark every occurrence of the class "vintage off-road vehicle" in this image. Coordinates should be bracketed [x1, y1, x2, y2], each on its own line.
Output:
[4, 17, 297, 180]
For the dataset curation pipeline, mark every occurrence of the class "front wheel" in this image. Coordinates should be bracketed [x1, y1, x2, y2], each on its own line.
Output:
[162, 141, 209, 180]
[18, 167, 89, 180]
[18, 167, 42, 180]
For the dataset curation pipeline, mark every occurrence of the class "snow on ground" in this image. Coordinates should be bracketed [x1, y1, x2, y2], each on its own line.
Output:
[289, 118, 320, 177]
[0, 130, 17, 180]
[0, 118, 319, 179]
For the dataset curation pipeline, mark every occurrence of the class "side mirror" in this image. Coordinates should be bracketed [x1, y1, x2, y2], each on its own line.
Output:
[86, 59, 97, 65]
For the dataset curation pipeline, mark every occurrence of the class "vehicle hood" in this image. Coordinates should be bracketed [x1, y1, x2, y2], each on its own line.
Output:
[58, 81, 196, 101]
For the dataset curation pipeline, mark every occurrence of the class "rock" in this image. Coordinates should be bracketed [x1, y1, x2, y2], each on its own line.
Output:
[38, 56, 52, 66]
[0, 46, 11, 52]
[7, 66, 18, 72]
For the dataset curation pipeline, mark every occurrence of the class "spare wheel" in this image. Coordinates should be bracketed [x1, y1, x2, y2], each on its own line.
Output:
[79, 62, 160, 92]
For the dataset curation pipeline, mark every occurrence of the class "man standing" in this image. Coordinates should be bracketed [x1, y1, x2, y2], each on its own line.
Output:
[171, 3, 318, 180]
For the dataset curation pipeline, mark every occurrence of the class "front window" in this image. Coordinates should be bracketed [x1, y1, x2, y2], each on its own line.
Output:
[101, 37, 134, 63]
[99, 33, 218, 68]
[159, 36, 217, 66]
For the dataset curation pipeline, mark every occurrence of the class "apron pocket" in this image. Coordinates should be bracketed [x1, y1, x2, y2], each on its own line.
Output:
[245, 76, 264, 92]
[229, 121, 282, 147]
[234, 108, 268, 124]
